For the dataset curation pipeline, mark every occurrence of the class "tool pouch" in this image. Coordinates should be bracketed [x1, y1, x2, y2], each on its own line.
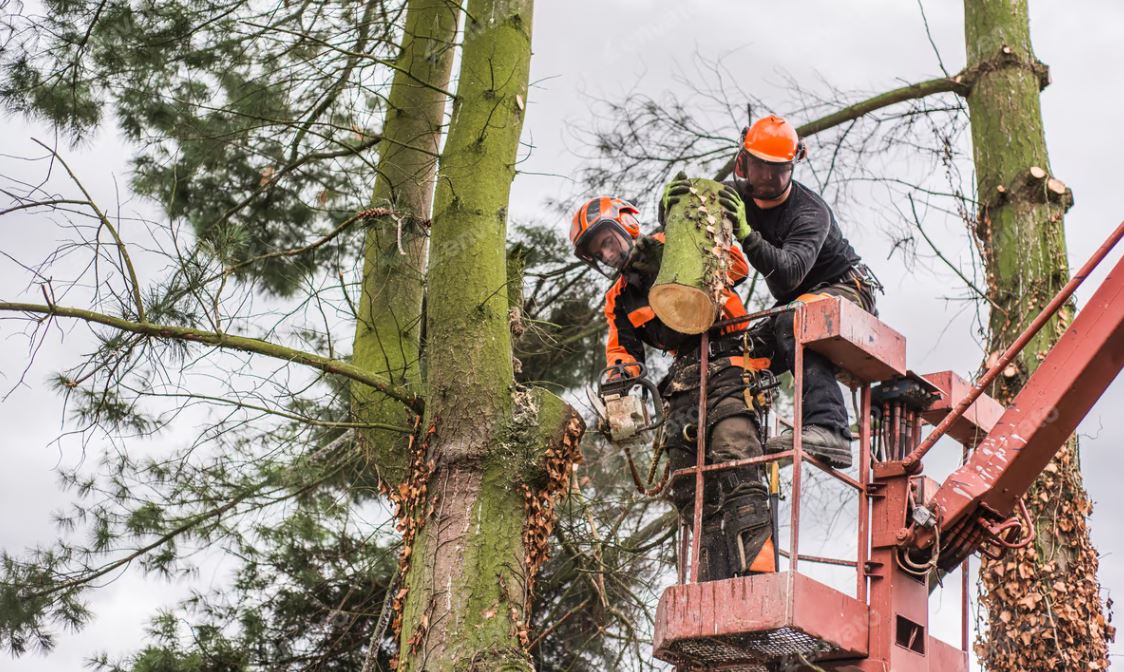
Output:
[721, 485, 772, 576]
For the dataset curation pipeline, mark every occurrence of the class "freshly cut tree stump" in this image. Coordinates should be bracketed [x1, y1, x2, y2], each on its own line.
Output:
[649, 177, 736, 334]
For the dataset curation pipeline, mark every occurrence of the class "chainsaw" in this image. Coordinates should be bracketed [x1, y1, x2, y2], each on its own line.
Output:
[597, 363, 666, 443]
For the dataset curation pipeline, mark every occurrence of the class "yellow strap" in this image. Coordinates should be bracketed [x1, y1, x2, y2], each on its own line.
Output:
[794, 291, 833, 304]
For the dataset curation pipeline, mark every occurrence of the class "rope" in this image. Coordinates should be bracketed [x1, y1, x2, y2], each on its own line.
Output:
[623, 435, 670, 496]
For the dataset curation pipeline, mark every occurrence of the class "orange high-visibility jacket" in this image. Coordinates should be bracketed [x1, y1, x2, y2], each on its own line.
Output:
[604, 235, 750, 375]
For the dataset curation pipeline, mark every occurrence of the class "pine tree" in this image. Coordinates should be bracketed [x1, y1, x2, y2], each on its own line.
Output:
[0, 0, 607, 668]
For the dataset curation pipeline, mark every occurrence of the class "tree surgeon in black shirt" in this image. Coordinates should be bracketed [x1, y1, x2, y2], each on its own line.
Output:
[669, 115, 882, 468]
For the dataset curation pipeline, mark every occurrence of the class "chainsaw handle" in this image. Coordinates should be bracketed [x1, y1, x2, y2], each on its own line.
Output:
[597, 363, 666, 433]
[633, 375, 666, 433]
[598, 362, 647, 389]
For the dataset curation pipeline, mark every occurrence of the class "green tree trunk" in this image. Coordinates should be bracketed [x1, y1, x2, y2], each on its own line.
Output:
[963, 1, 1113, 667]
[352, 0, 459, 484]
[390, 1, 582, 670]
[651, 178, 734, 334]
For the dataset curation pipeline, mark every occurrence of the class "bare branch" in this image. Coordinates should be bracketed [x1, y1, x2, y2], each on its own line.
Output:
[247, 20, 457, 100]
[139, 391, 413, 433]
[905, 193, 1004, 314]
[0, 198, 89, 216]
[221, 206, 417, 278]
[30, 138, 147, 322]
[212, 134, 383, 229]
[0, 301, 422, 412]
[916, 0, 951, 78]
[713, 74, 968, 181]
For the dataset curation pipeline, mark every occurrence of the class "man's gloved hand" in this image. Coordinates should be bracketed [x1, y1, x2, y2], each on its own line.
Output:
[718, 184, 751, 241]
[606, 361, 641, 382]
[658, 171, 692, 226]
[629, 234, 664, 276]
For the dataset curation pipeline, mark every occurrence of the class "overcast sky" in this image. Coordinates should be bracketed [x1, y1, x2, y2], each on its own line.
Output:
[2, 1, 1122, 670]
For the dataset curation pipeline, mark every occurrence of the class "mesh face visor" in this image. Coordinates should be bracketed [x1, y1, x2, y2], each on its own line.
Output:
[575, 219, 634, 278]
[739, 153, 795, 200]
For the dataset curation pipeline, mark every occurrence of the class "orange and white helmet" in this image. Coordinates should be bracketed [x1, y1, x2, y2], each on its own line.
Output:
[570, 196, 641, 276]
[733, 115, 807, 200]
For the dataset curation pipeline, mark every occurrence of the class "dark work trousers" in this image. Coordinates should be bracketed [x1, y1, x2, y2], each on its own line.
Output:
[763, 274, 878, 438]
[661, 352, 772, 581]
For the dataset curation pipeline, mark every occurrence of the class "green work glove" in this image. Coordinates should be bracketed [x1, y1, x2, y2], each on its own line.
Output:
[658, 171, 691, 226]
[718, 183, 751, 241]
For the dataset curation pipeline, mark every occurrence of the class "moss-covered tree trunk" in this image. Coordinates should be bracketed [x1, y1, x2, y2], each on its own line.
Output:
[650, 178, 734, 334]
[389, 1, 582, 670]
[964, 1, 1114, 667]
[352, 0, 459, 484]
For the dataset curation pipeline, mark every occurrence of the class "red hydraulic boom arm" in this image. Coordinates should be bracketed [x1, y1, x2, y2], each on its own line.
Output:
[905, 222, 1124, 570]
[649, 221, 1122, 672]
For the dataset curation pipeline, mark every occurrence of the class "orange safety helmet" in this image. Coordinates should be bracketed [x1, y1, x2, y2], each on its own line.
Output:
[570, 196, 642, 276]
[741, 115, 806, 162]
[734, 115, 807, 200]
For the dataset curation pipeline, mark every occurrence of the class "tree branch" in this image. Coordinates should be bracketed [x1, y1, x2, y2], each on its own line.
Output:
[221, 206, 413, 278]
[0, 198, 90, 217]
[214, 134, 383, 228]
[0, 302, 423, 412]
[713, 74, 968, 181]
[906, 193, 1006, 315]
[140, 391, 413, 433]
[31, 138, 147, 322]
[26, 467, 337, 601]
[27, 489, 248, 600]
[248, 21, 458, 100]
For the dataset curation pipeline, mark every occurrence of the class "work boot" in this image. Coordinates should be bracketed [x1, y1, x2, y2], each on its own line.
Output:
[765, 425, 852, 469]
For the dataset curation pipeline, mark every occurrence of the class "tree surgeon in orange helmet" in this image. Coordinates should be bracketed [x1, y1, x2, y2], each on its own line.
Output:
[570, 196, 778, 581]
[666, 115, 883, 469]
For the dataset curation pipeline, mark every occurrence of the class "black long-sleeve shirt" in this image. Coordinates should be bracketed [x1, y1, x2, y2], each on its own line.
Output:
[733, 180, 861, 304]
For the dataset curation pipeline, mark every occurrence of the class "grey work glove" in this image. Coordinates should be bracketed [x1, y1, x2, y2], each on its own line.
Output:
[718, 183, 751, 242]
[629, 234, 664, 276]
[658, 171, 691, 226]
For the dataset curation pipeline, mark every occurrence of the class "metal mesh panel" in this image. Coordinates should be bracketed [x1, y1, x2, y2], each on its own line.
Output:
[665, 626, 839, 670]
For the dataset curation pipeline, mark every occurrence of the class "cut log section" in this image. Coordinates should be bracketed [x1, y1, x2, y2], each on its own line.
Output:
[649, 177, 735, 334]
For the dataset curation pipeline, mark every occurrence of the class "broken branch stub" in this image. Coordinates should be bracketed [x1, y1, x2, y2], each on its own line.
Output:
[650, 177, 734, 334]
